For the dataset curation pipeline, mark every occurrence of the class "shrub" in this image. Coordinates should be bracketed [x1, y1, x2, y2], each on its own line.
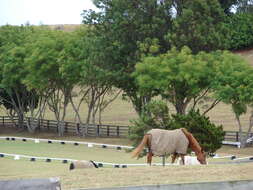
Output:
[167, 110, 225, 154]
[129, 100, 225, 154]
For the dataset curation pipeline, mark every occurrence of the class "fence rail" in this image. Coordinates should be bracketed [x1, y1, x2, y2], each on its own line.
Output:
[0, 116, 251, 141]
[0, 116, 129, 138]
[224, 130, 253, 142]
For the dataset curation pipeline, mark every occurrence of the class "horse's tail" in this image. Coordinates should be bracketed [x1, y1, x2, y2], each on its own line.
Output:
[132, 134, 150, 158]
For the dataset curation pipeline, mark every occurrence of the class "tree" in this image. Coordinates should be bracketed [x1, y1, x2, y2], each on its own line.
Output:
[226, 13, 253, 50]
[134, 46, 220, 115]
[212, 51, 253, 147]
[82, 0, 173, 114]
[168, 0, 229, 54]
[59, 27, 121, 136]
[0, 25, 40, 131]
[24, 29, 72, 136]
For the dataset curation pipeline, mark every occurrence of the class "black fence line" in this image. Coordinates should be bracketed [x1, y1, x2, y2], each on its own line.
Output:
[0, 116, 129, 138]
[224, 130, 253, 142]
[0, 116, 252, 141]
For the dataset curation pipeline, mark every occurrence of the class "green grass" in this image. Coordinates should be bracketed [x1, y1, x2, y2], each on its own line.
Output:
[0, 138, 161, 164]
[1, 123, 253, 189]
[0, 137, 253, 190]
[1, 158, 253, 190]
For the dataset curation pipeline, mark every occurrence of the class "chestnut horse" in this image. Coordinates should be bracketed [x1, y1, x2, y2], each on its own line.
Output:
[132, 128, 207, 165]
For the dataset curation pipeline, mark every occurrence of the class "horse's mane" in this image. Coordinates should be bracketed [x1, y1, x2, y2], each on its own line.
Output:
[181, 128, 202, 154]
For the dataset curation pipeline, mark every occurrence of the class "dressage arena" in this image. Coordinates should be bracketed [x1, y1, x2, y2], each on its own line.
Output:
[1, 136, 253, 189]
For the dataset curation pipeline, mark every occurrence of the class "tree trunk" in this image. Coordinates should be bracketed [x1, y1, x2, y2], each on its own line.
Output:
[58, 121, 65, 136]
[175, 100, 187, 115]
[26, 117, 39, 133]
[17, 111, 25, 129]
[235, 115, 246, 148]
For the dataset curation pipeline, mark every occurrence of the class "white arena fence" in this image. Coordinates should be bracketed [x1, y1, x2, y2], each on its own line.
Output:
[0, 136, 133, 150]
[1, 136, 253, 167]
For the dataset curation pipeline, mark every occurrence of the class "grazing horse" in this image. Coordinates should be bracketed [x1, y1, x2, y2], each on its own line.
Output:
[132, 128, 207, 165]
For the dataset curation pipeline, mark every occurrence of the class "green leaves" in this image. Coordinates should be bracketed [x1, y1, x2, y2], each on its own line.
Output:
[226, 13, 253, 50]
[213, 51, 253, 116]
[24, 29, 67, 91]
[0, 25, 40, 115]
[134, 46, 218, 113]
[169, 0, 229, 53]
[82, 0, 173, 113]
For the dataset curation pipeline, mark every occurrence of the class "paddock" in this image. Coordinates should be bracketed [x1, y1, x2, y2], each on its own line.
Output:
[1, 136, 253, 190]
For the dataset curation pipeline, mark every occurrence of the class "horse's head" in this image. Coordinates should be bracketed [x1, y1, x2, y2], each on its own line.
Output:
[197, 149, 207, 165]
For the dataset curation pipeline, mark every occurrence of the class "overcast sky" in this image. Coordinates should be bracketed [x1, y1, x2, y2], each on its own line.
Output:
[0, 0, 97, 26]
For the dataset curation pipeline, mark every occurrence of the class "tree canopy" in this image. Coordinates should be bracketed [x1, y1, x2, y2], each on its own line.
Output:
[134, 46, 219, 114]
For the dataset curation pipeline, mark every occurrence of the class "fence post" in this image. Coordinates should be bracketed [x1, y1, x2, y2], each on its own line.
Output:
[236, 132, 239, 142]
[76, 123, 80, 135]
[97, 125, 100, 136]
[107, 125, 109, 137]
[3, 116, 4, 127]
[65, 122, 68, 133]
[117, 126, 120, 137]
[27, 117, 30, 128]
[47, 120, 50, 131]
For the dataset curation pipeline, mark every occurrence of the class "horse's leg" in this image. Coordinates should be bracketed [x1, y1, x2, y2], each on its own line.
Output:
[146, 134, 153, 166]
[147, 152, 153, 166]
[180, 154, 185, 165]
[171, 153, 178, 164]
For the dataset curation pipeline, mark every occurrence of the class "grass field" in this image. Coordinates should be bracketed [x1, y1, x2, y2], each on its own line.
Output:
[1, 158, 253, 190]
[0, 129, 253, 189]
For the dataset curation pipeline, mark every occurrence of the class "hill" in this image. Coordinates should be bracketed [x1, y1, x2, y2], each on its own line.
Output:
[47, 24, 81, 31]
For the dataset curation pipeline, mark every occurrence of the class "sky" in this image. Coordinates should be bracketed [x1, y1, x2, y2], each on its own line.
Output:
[0, 0, 98, 26]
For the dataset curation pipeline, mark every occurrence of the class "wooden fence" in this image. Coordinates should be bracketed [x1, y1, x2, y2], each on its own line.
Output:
[224, 131, 253, 142]
[0, 116, 129, 138]
[0, 116, 252, 141]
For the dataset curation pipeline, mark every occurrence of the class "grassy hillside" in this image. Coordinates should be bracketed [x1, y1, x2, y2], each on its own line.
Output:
[47, 24, 81, 31]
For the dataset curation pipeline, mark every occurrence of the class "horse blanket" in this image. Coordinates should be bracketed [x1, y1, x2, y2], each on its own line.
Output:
[147, 129, 189, 156]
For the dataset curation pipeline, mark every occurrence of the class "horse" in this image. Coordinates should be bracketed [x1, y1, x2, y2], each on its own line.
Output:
[132, 128, 207, 165]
